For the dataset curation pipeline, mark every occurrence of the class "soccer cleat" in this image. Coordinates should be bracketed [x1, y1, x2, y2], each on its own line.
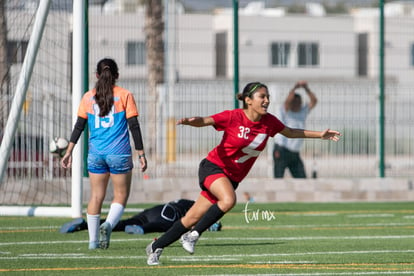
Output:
[88, 241, 99, 250]
[99, 222, 112, 249]
[125, 225, 144, 235]
[146, 241, 163, 265]
[59, 218, 86, 233]
[180, 231, 199, 254]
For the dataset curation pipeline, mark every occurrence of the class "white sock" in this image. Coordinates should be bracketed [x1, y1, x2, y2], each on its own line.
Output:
[86, 213, 100, 243]
[105, 202, 124, 229]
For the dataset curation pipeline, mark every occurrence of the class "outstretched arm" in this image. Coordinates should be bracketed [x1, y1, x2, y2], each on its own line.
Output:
[280, 127, 341, 142]
[176, 116, 215, 127]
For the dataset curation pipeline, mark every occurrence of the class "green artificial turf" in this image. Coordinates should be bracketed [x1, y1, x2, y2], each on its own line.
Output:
[1, 201, 413, 275]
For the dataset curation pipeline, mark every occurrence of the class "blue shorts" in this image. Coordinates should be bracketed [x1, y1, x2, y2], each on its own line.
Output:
[87, 154, 133, 174]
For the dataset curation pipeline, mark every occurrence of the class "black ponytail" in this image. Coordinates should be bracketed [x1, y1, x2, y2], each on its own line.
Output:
[95, 58, 119, 117]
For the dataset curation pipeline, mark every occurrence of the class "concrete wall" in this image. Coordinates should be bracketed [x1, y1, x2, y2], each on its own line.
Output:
[90, 177, 414, 204]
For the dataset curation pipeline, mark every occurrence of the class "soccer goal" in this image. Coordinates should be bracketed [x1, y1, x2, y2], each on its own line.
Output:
[0, 0, 86, 217]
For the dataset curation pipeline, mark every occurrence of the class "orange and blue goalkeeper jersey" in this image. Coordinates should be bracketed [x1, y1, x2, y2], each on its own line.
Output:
[77, 86, 139, 155]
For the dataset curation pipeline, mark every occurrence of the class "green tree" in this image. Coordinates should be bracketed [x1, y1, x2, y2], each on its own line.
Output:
[0, 0, 9, 129]
[144, 0, 164, 160]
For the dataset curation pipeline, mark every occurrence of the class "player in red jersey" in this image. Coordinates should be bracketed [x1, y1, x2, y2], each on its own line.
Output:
[146, 82, 341, 265]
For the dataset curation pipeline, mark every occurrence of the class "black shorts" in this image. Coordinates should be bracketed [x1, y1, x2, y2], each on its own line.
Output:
[198, 158, 239, 192]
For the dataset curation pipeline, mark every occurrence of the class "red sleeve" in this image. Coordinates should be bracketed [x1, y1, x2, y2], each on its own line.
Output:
[211, 110, 232, 131]
[267, 114, 285, 137]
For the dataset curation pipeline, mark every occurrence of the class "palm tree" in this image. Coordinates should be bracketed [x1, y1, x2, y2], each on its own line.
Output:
[144, 0, 164, 161]
[0, 0, 9, 130]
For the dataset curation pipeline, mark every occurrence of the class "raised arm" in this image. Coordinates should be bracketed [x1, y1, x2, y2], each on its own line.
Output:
[302, 81, 318, 110]
[176, 116, 215, 127]
[283, 82, 301, 111]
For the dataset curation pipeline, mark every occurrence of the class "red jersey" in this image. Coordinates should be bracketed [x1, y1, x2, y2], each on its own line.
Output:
[207, 109, 285, 182]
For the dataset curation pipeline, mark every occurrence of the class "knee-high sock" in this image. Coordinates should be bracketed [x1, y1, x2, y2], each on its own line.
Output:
[152, 220, 189, 250]
[87, 214, 100, 243]
[193, 204, 225, 235]
[105, 202, 124, 229]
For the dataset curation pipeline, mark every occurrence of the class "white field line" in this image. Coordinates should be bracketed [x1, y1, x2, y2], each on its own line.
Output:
[1, 234, 414, 247]
[285, 213, 406, 217]
[102, 208, 144, 213]
[290, 213, 339, 217]
[346, 214, 395, 218]
[294, 213, 399, 218]
[0, 226, 60, 230]
[213, 235, 414, 241]
[1, 249, 414, 261]
[1, 221, 413, 231]
[227, 222, 414, 228]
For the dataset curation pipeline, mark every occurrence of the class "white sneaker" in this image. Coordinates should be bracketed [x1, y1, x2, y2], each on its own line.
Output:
[146, 241, 163, 265]
[180, 231, 199, 254]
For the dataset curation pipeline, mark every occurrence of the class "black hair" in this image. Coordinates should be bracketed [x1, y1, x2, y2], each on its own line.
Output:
[237, 82, 268, 109]
[294, 93, 302, 100]
[95, 58, 119, 117]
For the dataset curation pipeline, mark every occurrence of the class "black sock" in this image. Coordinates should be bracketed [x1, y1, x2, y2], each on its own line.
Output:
[193, 204, 225, 235]
[152, 220, 188, 250]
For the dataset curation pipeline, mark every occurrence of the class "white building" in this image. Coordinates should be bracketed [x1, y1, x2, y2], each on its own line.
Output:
[6, 2, 413, 85]
[86, 1, 414, 85]
[353, 5, 414, 85]
[2, 1, 414, 185]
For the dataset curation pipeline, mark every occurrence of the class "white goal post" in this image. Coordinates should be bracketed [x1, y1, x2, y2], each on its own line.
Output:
[0, 0, 86, 218]
[0, 206, 73, 217]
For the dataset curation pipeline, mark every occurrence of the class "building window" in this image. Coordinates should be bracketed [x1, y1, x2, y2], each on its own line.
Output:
[271, 42, 290, 67]
[216, 32, 227, 77]
[126, 41, 145, 65]
[297, 42, 319, 67]
[7, 40, 29, 64]
[411, 43, 414, 67]
[358, 33, 368, 76]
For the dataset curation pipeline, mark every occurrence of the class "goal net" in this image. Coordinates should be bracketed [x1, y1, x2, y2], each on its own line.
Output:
[0, 0, 77, 216]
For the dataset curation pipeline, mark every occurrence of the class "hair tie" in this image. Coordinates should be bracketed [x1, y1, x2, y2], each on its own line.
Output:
[102, 66, 110, 71]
